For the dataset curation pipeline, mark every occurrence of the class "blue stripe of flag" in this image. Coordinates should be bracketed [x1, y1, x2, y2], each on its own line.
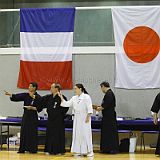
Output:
[20, 8, 75, 32]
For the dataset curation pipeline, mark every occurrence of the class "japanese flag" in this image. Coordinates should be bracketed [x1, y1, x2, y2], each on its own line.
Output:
[112, 6, 160, 89]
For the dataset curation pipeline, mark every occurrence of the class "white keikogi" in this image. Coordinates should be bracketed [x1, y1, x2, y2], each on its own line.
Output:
[61, 93, 93, 154]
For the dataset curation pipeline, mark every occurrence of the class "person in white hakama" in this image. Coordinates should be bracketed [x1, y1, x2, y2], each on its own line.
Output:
[58, 84, 94, 157]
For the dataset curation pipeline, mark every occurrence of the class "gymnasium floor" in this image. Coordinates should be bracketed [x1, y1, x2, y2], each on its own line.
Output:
[0, 148, 158, 160]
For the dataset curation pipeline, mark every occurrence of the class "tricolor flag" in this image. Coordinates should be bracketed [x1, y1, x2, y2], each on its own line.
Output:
[18, 8, 75, 90]
[112, 6, 160, 89]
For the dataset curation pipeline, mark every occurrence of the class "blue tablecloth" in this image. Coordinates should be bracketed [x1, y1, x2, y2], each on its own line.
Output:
[0, 117, 159, 131]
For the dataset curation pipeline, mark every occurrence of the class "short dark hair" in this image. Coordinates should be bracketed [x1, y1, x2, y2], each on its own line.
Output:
[100, 81, 110, 88]
[30, 82, 38, 90]
[54, 83, 61, 91]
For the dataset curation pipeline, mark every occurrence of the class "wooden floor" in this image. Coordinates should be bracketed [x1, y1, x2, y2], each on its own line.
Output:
[0, 148, 159, 160]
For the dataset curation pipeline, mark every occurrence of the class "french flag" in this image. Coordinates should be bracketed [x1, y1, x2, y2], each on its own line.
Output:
[17, 8, 75, 90]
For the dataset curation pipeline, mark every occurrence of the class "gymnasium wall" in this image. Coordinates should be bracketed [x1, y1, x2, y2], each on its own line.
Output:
[0, 51, 159, 118]
[0, 0, 160, 118]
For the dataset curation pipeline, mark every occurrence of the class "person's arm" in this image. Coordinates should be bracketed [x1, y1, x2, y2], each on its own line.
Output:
[96, 92, 115, 112]
[5, 91, 26, 102]
[24, 106, 37, 111]
[35, 95, 49, 112]
[151, 94, 160, 113]
[151, 94, 160, 125]
[23, 94, 42, 111]
[58, 92, 73, 107]
[85, 95, 93, 123]
[61, 95, 69, 115]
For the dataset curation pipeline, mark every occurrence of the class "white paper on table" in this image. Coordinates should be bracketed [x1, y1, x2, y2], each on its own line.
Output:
[0, 116, 7, 120]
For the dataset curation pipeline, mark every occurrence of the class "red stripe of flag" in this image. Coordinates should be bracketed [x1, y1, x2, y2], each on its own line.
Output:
[17, 60, 72, 90]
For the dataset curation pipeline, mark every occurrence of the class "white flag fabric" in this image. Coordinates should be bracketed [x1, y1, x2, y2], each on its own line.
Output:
[112, 6, 160, 89]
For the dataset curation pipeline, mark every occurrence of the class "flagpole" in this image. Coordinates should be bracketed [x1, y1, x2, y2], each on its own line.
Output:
[0, 5, 159, 12]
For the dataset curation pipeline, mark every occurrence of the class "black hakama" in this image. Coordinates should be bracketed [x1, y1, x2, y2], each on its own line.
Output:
[38, 94, 68, 155]
[10, 92, 41, 153]
[151, 92, 160, 155]
[100, 89, 119, 153]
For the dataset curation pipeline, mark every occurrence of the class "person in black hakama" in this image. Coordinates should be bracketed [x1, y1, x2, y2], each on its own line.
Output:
[38, 83, 69, 155]
[151, 92, 160, 156]
[93, 82, 119, 154]
[5, 82, 41, 153]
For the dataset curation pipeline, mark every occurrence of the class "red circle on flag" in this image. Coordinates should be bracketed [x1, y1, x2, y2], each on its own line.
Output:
[123, 26, 160, 63]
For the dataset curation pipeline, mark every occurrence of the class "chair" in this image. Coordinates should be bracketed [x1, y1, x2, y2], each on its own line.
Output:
[118, 130, 133, 137]
[140, 131, 159, 151]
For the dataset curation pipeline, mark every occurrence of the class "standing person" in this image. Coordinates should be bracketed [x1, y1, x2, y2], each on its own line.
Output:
[151, 92, 160, 156]
[95, 81, 119, 154]
[37, 83, 69, 155]
[58, 84, 94, 157]
[4, 82, 41, 153]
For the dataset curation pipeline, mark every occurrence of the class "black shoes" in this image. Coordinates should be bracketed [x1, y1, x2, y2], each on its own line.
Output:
[17, 151, 25, 154]
[17, 151, 37, 154]
[100, 150, 119, 154]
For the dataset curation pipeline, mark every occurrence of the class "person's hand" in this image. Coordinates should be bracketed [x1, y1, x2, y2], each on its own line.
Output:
[57, 92, 62, 97]
[24, 106, 31, 110]
[92, 105, 98, 110]
[4, 90, 12, 97]
[85, 114, 91, 123]
[85, 116, 90, 123]
[96, 106, 103, 112]
[57, 92, 64, 100]
[153, 113, 158, 125]
[24, 106, 36, 111]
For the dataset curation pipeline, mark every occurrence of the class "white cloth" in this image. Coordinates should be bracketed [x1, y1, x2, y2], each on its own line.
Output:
[61, 93, 93, 154]
[112, 6, 160, 89]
